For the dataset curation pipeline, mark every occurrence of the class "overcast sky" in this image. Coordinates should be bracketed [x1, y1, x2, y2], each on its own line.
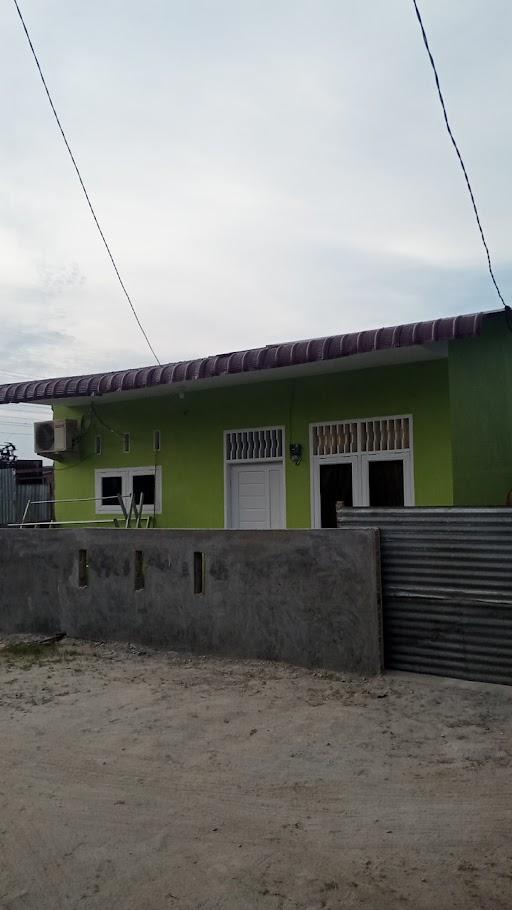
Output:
[1, 0, 511, 456]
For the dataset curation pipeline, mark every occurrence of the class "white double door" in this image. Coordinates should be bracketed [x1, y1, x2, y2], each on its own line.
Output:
[313, 452, 413, 527]
[229, 462, 285, 529]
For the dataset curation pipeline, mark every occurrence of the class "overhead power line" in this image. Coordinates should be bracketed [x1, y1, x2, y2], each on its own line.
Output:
[0, 368, 35, 378]
[12, 0, 161, 365]
[411, 0, 509, 314]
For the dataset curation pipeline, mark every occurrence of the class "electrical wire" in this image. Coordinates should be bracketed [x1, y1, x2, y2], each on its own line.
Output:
[52, 451, 96, 472]
[90, 401, 125, 438]
[411, 0, 510, 319]
[12, 0, 161, 365]
[0, 368, 36, 378]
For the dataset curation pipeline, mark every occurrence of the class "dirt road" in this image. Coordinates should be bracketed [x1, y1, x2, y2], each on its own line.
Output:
[0, 638, 511, 909]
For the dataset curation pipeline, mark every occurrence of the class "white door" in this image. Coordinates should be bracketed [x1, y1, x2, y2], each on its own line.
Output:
[229, 463, 285, 529]
[312, 455, 359, 528]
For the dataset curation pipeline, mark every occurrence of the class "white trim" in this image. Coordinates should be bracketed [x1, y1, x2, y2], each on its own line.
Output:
[95, 466, 162, 515]
[223, 457, 229, 530]
[361, 451, 415, 507]
[95, 468, 124, 514]
[312, 453, 359, 529]
[310, 414, 415, 526]
[227, 461, 286, 529]
[309, 422, 316, 529]
[224, 424, 285, 463]
[131, 466, 163, 514]
[223, 425, 286, 529]
[311, 413, 413, 456]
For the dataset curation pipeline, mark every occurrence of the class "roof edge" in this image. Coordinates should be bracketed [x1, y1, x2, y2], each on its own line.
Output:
[0, 310, 486, 405]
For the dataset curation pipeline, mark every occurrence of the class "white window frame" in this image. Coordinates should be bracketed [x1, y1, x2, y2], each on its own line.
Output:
[95, 466, 162, 515]
[310, 414, 415, 527]
[311, 453, 360, 530]
[223, 425, 286, 529]
[361, 451, 414, 507]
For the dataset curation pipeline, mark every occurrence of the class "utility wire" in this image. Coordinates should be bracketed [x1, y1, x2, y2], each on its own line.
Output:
[0, 368, 36, 378]
[90, 401, 125, 438]
[12, 0, 161, 365]
[411, 0, 509, 314]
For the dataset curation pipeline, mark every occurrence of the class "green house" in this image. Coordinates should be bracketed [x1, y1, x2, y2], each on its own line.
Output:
[1, 309, 511, 528]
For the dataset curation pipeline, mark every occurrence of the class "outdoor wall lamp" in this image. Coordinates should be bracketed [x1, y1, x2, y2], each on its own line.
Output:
[289, 443, 303, 466]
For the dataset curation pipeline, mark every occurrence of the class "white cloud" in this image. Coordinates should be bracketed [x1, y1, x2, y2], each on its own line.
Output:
[0, 0, 510, 459]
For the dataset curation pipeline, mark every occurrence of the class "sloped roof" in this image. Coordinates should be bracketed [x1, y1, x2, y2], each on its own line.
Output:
[0, 310, 484, 405]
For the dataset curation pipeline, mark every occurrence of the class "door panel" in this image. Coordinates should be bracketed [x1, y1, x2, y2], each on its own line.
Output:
[368, 459, 405, 507]
[361, 453, 413, 507]
[229, 464, 284, 529]
[319, 462, 354, 528]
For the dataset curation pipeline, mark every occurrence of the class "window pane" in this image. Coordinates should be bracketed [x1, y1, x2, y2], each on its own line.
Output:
[320, 463, 353, 528]
[132, 473, 155, 506]
[368, 459, 404, 507]
[101, 475, 122, 506]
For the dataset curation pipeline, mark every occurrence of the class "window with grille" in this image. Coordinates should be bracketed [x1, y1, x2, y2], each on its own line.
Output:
[312, 416, 411, 456]
[225, 427, 284, 462]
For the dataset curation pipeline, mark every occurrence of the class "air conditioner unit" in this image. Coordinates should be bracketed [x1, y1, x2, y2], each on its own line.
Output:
[34, 419, 79, 460]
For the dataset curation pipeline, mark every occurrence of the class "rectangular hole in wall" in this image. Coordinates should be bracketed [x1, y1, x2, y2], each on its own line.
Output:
[95, 435, 102, 455]
[153, 429, 161, 451]
[134, 550, 145, 590]
[78, 549, 88, 588]
[193, 551, 204, 595]
[123, 433, 130, 453]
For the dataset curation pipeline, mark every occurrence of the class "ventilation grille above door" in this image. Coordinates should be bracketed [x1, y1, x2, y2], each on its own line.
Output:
[312, 416, 411, 456]
[361, 417, 410, 452]
[226, 427, 284, 462]
[312, 422, 358, 456]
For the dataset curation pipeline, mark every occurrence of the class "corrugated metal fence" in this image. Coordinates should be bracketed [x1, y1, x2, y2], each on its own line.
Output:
[0, 470, 53, 526]
[337, 507, 512, 685]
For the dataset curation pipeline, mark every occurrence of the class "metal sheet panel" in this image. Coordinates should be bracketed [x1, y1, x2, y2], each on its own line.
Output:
[0, 470, 16, 526]
[337, 507, 512, 685]
[0, 470, 53, 526]
[16, 483, 53, 525]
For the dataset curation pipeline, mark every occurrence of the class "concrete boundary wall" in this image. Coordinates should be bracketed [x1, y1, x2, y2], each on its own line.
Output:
[0, 529, 382, 674]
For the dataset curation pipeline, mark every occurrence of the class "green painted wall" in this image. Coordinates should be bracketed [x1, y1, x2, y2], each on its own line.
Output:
[449, 312, 512, 505]
[54, 357, 453, 527]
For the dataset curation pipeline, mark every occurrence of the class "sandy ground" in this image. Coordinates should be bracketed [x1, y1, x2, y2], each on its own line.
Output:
[0, 638, 511, 910]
